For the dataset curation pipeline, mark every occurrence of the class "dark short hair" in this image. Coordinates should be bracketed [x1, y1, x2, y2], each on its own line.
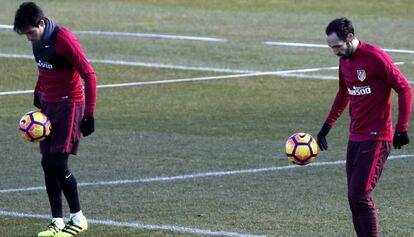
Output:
[13, 2, 45, 34]
[325, 17, 355, 41]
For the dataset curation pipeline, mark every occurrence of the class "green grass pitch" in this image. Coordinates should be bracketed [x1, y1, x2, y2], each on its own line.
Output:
[1, 0, 413, 236]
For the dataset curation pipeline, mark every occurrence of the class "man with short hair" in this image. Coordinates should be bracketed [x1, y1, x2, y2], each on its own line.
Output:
[14, 2, 96, 237]
[317, 17, 412, 237]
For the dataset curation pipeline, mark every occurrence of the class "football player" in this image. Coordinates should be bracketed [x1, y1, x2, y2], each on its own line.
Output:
[14, 2, 97, 237]
[317, 17, 412, 237]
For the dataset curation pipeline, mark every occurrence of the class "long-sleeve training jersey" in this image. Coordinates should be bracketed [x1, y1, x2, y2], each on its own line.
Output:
[324, 41, 412, 141]
[33, 26, 97, 117]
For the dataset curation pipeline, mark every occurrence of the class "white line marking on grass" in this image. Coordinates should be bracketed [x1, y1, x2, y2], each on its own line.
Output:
[0, 52, 34, 59]
[264, 41, 414, 54]
[0, 53, 412, 97]
[0, 72, 331, 96]
[0, 52, 256, 74]
[0, 89, 33, 96]
[0, 24, 226, 42]
[95, 67, 341, 89]
[0, 65, 343, 96]
[265, 42, 329, 48]
[1, 52, 412, 73]
[90, 58, 256, 73]
[2, 22, 413, 52]
[0, 71, 317, 96]
[1, 154, 412, 194]
[0, 210, 268, 237]
[97, 73, 265, 88]
[0, 52, 335, 74]
[73, 30, 227, 42]
[0, 24, 13, 29]
[277, 73, 338, 80]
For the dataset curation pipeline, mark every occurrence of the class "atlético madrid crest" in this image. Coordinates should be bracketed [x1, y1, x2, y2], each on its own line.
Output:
[357, 69, 366, 81]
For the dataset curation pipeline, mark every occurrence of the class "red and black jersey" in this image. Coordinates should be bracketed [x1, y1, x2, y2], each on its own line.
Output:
[325, 41, 412, 141]
[33, 26, 96, 117]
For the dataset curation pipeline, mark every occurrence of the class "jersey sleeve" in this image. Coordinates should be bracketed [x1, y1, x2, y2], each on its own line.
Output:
[324, 64, 350, 127]
[56, 28, 97, 117]
[382, 54, 413, 132]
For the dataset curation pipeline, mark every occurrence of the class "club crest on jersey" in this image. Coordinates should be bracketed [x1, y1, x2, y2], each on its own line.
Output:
[356, 69, 366, 81]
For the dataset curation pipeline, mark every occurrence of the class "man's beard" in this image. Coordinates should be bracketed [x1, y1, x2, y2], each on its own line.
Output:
[336, 41, 353, 58]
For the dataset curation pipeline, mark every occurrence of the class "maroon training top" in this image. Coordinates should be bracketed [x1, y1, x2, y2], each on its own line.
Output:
[34, 27, 97, 117]
[325, 41, 412, 141]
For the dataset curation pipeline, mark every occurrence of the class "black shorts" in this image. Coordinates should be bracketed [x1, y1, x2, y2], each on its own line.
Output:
[40, 101, 84, 155]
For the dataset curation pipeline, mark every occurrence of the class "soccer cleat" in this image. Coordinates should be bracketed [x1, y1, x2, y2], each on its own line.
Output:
[37, 220, 63, 237]
[55, 219, 88, 237]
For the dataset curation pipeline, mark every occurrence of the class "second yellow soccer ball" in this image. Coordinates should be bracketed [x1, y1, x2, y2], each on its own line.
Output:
[19, 111, 52, 142]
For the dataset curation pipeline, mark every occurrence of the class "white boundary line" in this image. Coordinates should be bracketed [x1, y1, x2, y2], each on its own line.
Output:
[91, 58, 256, 73]
[4, 23, 414, 53]
[0, 73, 265, 96]
[0, 72, 274, 96]
[0, 24, 226, 42]
[1, 154, 412, 194]
[0, 52, 338, 75]
[265, 42, 328, 48]
[0, 71, 330, 96]
[1, 154, 411, 236]
[0, 24, 12, 29]
[1, 59, 413, 96]
[94, 66, 341, 88]
[0, 67, 342, 96]
[0, 52, 413, 97]
[0, 89, 33, 96]
[0, 60, 340, 96]
[0, 210, 268, 237]
[276, 73, 337, 80]
[0, 52, 257, 73]
[72, 30, 227, 42]
[264, 41, 414, 54]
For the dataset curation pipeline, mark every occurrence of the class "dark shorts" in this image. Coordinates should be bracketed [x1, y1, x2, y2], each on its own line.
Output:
[40, 101, 84, 155]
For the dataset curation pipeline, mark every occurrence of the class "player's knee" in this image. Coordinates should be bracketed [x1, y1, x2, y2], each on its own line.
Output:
[348, 193, 374, 211]
[41, 153, 52, 171]
[48, 153, 70, 172]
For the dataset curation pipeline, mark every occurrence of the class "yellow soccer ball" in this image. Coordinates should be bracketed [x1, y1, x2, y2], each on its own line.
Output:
[19, 111, 51, 142]
[285, 133, 318, 166]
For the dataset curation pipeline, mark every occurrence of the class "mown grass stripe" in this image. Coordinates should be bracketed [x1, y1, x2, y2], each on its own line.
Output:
[0, 210, 268, 237]
[1, 154, 412, 194]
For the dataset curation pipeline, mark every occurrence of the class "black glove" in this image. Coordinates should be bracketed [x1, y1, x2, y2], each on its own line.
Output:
[80, 116, 95, 136]
[33, 92, 41, 109]
[317, 123, 332, 151]
[393, 131, 409, 149]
